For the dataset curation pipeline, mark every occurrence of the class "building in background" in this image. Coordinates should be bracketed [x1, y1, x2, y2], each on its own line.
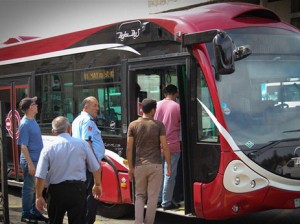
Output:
[148, 0, 300, 29]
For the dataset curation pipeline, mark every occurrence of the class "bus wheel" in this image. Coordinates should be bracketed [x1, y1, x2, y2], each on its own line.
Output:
[97, 202, 134, 219]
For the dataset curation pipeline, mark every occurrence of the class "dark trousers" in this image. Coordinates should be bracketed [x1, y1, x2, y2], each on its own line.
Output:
[85, 171, 98, 224]
[47, 181, 86, 224]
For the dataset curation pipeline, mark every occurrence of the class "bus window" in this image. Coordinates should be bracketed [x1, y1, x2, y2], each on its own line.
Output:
[138, 74, 160, 101]
[36, 72, 74, 133]
[137, 67, 179, 102]
[74, 85, 122, 137]
[98, 86, 121, 130]
[197, 67, 218, 142]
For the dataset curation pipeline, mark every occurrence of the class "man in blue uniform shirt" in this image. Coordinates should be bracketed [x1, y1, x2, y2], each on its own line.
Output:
[35, 116, 102, 224]
[72, 96, 105, 224]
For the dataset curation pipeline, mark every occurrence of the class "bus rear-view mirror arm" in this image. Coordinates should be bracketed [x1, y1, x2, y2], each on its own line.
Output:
[181, 29, 221, 45]
[182, 30, 252, 76]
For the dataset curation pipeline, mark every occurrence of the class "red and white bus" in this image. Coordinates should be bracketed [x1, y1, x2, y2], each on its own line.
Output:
[1, 2, 300, 220]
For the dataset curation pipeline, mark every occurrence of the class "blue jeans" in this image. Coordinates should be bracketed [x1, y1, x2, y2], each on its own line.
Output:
[158, 152, 180, 207]
[20, 159, 41, 218]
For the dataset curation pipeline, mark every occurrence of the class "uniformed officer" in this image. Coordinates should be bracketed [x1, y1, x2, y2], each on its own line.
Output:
[72, 96, 105, 224]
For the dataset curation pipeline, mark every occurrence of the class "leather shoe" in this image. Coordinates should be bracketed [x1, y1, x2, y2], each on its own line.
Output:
[21, 217, 37, 223]
[32, 215, 49, 223]
[162, 202, 180, 210]
[157, 202, 162, 208]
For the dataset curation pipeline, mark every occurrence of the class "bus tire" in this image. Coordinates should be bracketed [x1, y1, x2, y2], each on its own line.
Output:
[97, 202, 134, 219]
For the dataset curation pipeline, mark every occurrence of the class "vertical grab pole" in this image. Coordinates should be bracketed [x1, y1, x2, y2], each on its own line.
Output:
[11, 81, 20, 182]
[0, 101, 10, 223]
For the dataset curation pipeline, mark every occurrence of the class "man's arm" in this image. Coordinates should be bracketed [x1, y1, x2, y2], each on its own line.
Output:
[86, 139, 97, 159]
[86, 140, 102, 177]
[160, 135, 172, 176]
[126, 136, 135, 180]
[35, 177, 46, 213]
[92, 168, 102, 199]
[20, 145, 35, 176]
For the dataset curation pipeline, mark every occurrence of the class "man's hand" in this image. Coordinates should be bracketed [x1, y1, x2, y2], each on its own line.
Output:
[128, 168, 135, 181]
[28, 163, 36, 176]
[92, 184, 102, 200]
[36, 196, 47, 214]
[166, 165, 172, 177]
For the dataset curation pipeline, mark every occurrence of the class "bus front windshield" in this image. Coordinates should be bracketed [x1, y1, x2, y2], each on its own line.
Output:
[217, 27, 300, 179]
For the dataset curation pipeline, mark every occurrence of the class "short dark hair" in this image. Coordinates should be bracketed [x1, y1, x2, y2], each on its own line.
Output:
[164, 84, 178, 95]
[141, 98, 157, 113]
[19, 96, 37, 112]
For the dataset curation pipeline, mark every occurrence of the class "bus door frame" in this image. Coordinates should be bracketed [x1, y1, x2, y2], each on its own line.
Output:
[122, 53, 195, 214]
[0, 75, 32, 183]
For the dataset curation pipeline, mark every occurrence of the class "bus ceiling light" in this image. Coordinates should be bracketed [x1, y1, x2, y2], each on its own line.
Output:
[288, 77, 300, 82]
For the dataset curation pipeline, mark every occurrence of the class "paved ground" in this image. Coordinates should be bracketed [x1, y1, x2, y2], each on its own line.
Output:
[2, 186, 300, 224]
[2, 204, 134, 224]
[1, 186, 134, 224]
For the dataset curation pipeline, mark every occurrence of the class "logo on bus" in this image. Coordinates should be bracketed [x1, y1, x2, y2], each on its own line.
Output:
[116, 29, 141, 41]
[5, 110, 21, 139]
[116, 20, 143, 42]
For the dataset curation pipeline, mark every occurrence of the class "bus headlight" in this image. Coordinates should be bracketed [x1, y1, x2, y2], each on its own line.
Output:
[223, 160, 269, 193]
[234, 177, 240, 185]
[250, 180, 256, 188]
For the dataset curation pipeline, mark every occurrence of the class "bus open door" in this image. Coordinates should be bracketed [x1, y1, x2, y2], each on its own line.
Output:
[0, 77, 30, 186]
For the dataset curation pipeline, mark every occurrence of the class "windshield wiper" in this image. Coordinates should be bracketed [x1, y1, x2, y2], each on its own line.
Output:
[283, 129, 300, 133]
[268, 137, 300, 143]
[247, 137, 300, 157]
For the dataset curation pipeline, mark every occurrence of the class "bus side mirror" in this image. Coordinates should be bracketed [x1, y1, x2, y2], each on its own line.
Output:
[213, 32, 252, 75]
[181, 29, 251, 76]
[213, 32, 235, 75]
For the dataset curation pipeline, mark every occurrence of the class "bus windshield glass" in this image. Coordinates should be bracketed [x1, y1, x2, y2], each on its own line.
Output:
[217, 27, 300, 178]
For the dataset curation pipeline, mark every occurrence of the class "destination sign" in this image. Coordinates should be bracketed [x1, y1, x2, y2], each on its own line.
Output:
[82, 70, 114, 81]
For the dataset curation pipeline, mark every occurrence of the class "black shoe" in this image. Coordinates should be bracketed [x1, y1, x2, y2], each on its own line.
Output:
[157, 202, 162, 208]
[21, 217, 38, 224]
[172, 202, 181, 208]
[162, 202, 180, 210]
[32, 215, 49, 223]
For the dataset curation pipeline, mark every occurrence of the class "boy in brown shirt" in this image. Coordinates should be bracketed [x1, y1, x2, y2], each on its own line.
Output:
[126, 98, 171, 224]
